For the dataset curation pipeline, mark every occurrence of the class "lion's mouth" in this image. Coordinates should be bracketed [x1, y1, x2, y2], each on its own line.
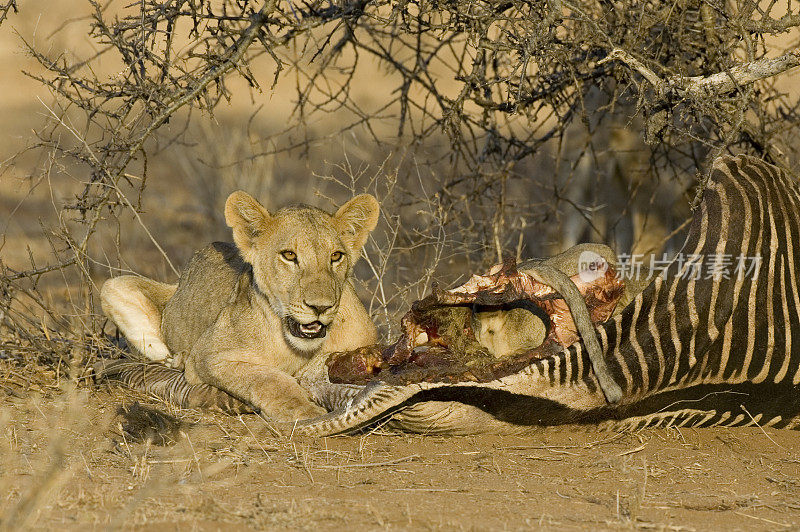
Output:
[287, 318, 328, 339]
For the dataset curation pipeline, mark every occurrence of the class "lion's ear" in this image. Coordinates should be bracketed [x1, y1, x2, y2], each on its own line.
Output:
[334, 194, 380, 254]
[224, 191, 273, 254]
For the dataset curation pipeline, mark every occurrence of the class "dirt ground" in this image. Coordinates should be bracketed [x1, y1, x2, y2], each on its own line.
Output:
[1, 375, 799, 531]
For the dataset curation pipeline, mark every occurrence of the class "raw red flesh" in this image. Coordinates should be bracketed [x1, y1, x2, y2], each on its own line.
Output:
[327, 259, 625, 385]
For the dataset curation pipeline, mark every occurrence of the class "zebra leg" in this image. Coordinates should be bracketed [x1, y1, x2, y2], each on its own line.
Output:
[522, 263, 624, 403]
[93, 359, 254, 414]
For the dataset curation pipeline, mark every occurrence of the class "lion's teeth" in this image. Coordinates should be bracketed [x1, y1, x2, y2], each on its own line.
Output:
[301, 322, 321, 333]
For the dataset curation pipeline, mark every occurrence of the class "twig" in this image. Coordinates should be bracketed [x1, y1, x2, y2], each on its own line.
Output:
[681, 50, 800, 99]
[742, 13, 800, 34]
[740, 404, 787, 452]
[602, 48, 800, 100]
[0, 0, 17, 26]
[314, 454, 420, 469]
[599, 49, 666, 92]
[732, 511, 791, 528]
[4, 260, 78, 281]
[36, 98, 180, 276]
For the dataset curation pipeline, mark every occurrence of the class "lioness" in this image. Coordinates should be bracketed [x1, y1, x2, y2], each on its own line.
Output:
[100, 191, 380, 421]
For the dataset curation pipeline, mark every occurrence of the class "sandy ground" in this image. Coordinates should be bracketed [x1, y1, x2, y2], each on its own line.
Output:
[1, 374, 799, 531]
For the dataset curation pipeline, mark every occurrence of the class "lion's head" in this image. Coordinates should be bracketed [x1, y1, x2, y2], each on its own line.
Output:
[224, 191, 379, 352]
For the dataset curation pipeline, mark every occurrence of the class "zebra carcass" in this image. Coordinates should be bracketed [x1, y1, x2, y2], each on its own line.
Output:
[97, 155, 800, 435]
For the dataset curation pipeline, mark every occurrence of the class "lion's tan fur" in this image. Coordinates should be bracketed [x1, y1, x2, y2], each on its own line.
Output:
[101, 192, 380, 421]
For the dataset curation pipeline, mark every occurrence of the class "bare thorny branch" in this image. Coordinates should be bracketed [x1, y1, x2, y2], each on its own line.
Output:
[601, 48, 800, 101]
[0, 0, 799, 366]
[0, 1, 16, 26]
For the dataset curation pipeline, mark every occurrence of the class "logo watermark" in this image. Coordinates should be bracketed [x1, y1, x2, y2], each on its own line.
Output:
[577, 250, 610, 283]
[611, 253, 762, 281]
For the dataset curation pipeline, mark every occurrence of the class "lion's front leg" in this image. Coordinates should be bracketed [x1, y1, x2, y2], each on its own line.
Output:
[185, 350, 326, 422]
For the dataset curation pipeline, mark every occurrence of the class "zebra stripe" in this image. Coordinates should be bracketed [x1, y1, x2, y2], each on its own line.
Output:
[94, 359, 253, 414]
[601, 156, 800, 394]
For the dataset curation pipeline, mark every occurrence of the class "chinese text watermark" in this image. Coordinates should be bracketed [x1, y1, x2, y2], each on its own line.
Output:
[577, 251, 762, 282]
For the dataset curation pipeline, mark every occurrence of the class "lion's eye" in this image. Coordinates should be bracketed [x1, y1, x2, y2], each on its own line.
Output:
[331, 251, 344, 263]
[280, 250, 297, 262]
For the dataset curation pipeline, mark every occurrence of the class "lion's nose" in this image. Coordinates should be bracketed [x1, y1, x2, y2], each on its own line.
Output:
[305, 301, 333, 316]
